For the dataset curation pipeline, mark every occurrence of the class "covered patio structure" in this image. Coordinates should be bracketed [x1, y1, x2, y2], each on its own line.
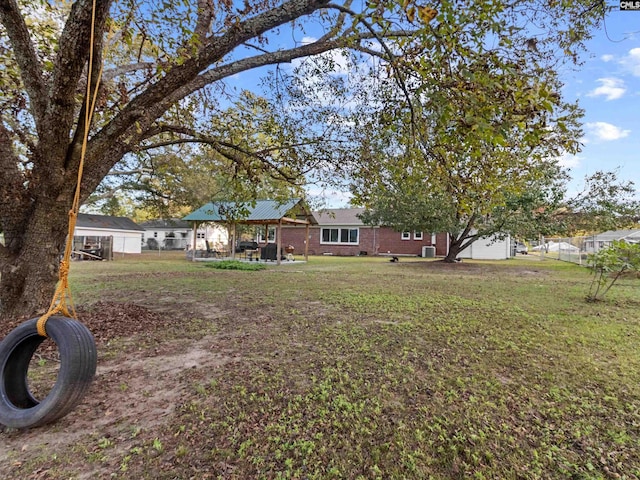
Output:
[183, 199, 316, 265]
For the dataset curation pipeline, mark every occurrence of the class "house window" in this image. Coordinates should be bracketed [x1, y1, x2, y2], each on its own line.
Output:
[414, 231, 423, 240]
[258, 226, 276, 243]
[153, 231, 158, 238]
[196, 232, 205, 239]
[401, 232, 411, 240]
[321, 228, 359, 244]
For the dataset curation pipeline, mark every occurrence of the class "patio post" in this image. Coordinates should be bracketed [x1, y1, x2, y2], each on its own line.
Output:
[276, 220, 282, 265]
[231, 222, 236, 259]
[191, 222, 198, 261]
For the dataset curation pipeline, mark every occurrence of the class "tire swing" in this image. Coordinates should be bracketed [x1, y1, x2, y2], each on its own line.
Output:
[0, 317, 97, 428]
[0, 6, 102, 429]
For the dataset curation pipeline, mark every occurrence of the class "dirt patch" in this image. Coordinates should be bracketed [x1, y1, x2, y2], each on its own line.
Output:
[0, 300, 239, 475]
[401, 259, 547, 277]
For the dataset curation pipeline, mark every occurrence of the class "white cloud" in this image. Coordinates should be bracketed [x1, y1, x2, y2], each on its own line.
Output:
[601, 54, 614, 62]
[292, 36, 352, 75]
[556, 153, 582, 169]
[586, 77, 626, 100]
[620, 48, 640, 77]
[585, 122, 631, 141]
[306, 187, 353, 208]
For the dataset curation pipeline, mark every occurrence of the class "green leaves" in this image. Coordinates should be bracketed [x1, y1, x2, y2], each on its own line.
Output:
[587, 241, 640, 302]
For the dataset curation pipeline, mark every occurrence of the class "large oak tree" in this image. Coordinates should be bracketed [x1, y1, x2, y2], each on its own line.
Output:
[1, 0, 604, 319]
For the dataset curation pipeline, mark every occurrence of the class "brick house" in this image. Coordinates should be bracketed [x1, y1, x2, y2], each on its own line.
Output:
[281, 208, 449, 257]
[181, 202, 512, 260]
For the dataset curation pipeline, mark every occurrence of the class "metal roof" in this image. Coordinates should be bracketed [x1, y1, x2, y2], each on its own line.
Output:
[183, 199, 316, 224]
[312, 208, 366, 226]
[591, 229, 640, 241]
[76, 213, 145, 232]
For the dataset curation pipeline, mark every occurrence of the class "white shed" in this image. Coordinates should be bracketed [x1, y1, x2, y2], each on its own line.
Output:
[75, 213, 145, 255]
[458, 233, 512, 260]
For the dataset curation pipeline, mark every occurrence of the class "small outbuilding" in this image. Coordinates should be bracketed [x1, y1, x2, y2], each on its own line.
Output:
[457, 234, 513, 260]
[183, 199, 316, 264]
[74, 213, 145, 258]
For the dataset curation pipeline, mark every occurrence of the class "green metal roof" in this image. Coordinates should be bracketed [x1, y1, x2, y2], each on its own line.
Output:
[183, 199, 315, 224]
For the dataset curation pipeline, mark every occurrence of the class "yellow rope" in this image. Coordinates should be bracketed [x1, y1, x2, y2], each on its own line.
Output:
[37, 0, 103, 337]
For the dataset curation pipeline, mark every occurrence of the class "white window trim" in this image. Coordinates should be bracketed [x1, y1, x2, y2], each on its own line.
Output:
[414, 231, 423, 240]
[320, 227, 360, 245]
[401, 232, 411, 240]
[258, 226, 276, 243]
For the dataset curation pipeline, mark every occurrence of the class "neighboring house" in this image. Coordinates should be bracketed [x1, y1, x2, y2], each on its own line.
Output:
[139, 218, 228, 251]
[281, 208, 511, 260]
[74, 213, 145, 256]
[583, 229, 640, 254]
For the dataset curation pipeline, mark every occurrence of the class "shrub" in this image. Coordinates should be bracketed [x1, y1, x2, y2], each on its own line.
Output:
[205, 260, 266, 271]
[586, 240, 640, 302]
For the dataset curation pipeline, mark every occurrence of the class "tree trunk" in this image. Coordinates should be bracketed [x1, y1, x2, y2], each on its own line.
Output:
[0, 200, 70, 322]
[444, 236, 466, 263]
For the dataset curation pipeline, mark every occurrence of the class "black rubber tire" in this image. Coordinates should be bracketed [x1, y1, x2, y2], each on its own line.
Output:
[0, 316, 97, 429]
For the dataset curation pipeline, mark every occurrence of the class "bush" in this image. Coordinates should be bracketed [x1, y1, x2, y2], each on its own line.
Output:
[586, 240, 640, 302]
[205, 260, 266, 271]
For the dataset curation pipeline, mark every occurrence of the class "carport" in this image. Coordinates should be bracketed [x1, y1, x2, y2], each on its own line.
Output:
[183, 199, 317, 265]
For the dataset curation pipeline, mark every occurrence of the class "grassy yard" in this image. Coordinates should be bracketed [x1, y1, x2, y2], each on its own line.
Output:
[1, 253, 639, 479]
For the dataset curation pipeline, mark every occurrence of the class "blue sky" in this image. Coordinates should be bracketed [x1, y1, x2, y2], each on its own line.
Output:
[560, 7, 640, 197]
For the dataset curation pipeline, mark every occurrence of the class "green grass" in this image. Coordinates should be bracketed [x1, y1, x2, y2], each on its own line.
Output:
[5, 254, 640, 479]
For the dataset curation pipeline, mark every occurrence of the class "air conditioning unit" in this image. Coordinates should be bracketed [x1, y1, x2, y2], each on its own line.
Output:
[422, 246, 436, 258]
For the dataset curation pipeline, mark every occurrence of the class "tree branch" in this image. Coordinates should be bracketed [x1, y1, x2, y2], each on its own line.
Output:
[135, 125, 308, 182]
[108, 168, 153, 176]
[163, 28, 413, 108]
[195, 0, 214, 37]
[40, 0, 112, 191]
[102, 62, 156, 82]
[0, 0, 48, 122]
[318, 0, 353, 42]
[84, 0, 333, 186]
[325, 3, 417, 133]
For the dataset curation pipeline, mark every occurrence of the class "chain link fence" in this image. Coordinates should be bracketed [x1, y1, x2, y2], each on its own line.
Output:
[530, 236, 605, 266]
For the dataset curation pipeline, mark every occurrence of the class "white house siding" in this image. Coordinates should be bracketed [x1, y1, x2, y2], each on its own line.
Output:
[458, 234, 511, 260]
[143, 228, 190, 250]
[583, 230, 640, 254]
[189, 224, 229, 251]
[75, 227, 143, 254]
[141, 221, 228, 251]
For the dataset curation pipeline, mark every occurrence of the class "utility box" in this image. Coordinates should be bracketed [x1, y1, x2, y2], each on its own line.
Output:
[422, 246, 436, 258]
